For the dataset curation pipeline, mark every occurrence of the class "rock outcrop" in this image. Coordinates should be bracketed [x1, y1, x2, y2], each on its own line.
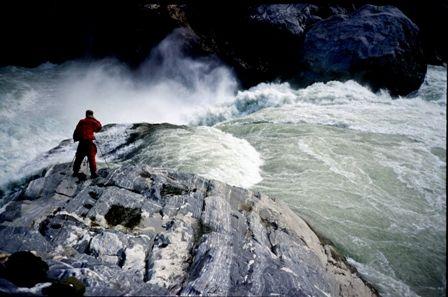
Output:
[0, 162, 378, 296]
[300, 5, 426, 96]
[1, 1, 445, 90]
[1, 2, 439, 96]
[167, 3, 348, 88]
[167, 3, 426, 96]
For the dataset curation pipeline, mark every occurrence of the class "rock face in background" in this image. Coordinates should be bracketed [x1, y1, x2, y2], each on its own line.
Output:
[167, 3, 349, 89]
[300, 5, 426, 96]
[0, 161, 378, 296]
[0, 0, 179, 67]
[167, 3, 427, 96]
[170, 0, 447, 67]
[0, 1, 444, 95]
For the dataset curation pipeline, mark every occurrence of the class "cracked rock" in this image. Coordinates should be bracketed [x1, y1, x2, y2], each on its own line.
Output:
[0, 163, 378, 296]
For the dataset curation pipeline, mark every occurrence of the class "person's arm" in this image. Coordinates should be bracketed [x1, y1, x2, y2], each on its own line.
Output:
[94, 119, 102, 132]
[73, 121, 81, 141]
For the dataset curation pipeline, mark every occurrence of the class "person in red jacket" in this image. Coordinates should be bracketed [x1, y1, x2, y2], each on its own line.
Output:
[72, 110, 102, 178]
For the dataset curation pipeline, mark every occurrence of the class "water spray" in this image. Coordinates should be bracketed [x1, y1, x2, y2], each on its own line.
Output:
[96, 141, 110, 169]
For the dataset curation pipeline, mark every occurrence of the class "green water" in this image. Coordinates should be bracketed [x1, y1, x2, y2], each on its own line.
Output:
[217, 119, 445, 296]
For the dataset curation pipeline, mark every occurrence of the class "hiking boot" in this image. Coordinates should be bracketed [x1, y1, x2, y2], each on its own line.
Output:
[91, 173, 99, 179]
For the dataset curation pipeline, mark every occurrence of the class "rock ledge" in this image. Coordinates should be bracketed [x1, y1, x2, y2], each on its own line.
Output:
[0, 163, 378, 296]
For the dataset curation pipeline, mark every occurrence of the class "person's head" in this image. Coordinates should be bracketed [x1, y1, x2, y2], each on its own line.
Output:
[86, 110, 94, 118]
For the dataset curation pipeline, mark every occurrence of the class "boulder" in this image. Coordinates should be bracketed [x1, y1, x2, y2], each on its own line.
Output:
[248, 4, 349, 36]
[168, 3, 426, 95]
[300, 4, 426, 96]
[0, 161, 378, 296]
[167, 3, 349, 88]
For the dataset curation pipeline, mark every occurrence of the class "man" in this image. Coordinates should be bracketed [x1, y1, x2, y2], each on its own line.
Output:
[72, 110, 102, 178]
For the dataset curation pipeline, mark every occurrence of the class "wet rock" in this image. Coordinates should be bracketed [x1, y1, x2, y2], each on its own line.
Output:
[167, 3, 338, 88]
[160, 184, 185, 196]
[0, 201, 21, 223]
[0, 163, 378, 296]
[167, 3, 427, 95]
[301, 4, 426, 96]
[0, 226, 54, 254]
[42, 276, 85, 296]
[23, 177, 46, 200]
[248, 4, 341, 37]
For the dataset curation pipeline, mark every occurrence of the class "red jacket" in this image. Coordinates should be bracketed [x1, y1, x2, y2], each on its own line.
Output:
[73, 117, 102, 141]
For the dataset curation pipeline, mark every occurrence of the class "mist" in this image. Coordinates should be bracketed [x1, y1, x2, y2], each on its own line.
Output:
[57, 29, 238, 125]
[0, 29, 238, 185]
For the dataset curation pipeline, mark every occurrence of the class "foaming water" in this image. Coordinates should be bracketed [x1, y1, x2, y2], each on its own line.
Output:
[0, 28, 445, 297]
[125, 126, 263, 188]
[196, 66, 446, 147]
[15, 124, 132, 182]
[11, 124, 262, 190]
[0, 29, 237, 186]
[207, 65, 446, 297]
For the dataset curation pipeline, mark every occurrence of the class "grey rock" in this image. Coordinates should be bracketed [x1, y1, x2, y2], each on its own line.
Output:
[23, 178, 46, 200]
[0, 201, 21, 223]
[0, 226, 53, 254]
[168, 3, 426, 95]
[0, 278, 18, 295]
[248, 4, 324, 36]
[167, 3, 350, 89]
[301, 4, 426, 96]
[0, 162, 378, 296]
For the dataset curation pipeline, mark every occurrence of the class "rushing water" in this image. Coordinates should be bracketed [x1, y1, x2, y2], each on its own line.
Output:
[0, 31, 445, 296]
[210, 73, 446, 297]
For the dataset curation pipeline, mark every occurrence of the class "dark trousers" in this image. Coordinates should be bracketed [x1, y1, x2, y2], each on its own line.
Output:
[73, 140, 97, 175]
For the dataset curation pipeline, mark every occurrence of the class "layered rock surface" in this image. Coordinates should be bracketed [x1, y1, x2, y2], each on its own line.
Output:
[0, 162, 378, 296]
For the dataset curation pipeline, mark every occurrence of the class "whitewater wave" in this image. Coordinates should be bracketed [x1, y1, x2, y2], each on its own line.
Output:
[0, 28, 445, 297]
[0, 29, 237, 187]
[195, 65, 446, 297]
[14, 124, 131, 182]
[195, 66, 446, 148]
[9, 124, 263, 192]
[347, 257, 420, 297]
[126, 126, 263, 188]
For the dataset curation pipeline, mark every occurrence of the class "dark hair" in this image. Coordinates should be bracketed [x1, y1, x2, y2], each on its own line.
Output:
[86, 110, 94, 117]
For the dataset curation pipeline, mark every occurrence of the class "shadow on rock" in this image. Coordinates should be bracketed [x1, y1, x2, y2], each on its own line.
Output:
[105, 204, 142, 229]
[1, 251, 48, 288]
